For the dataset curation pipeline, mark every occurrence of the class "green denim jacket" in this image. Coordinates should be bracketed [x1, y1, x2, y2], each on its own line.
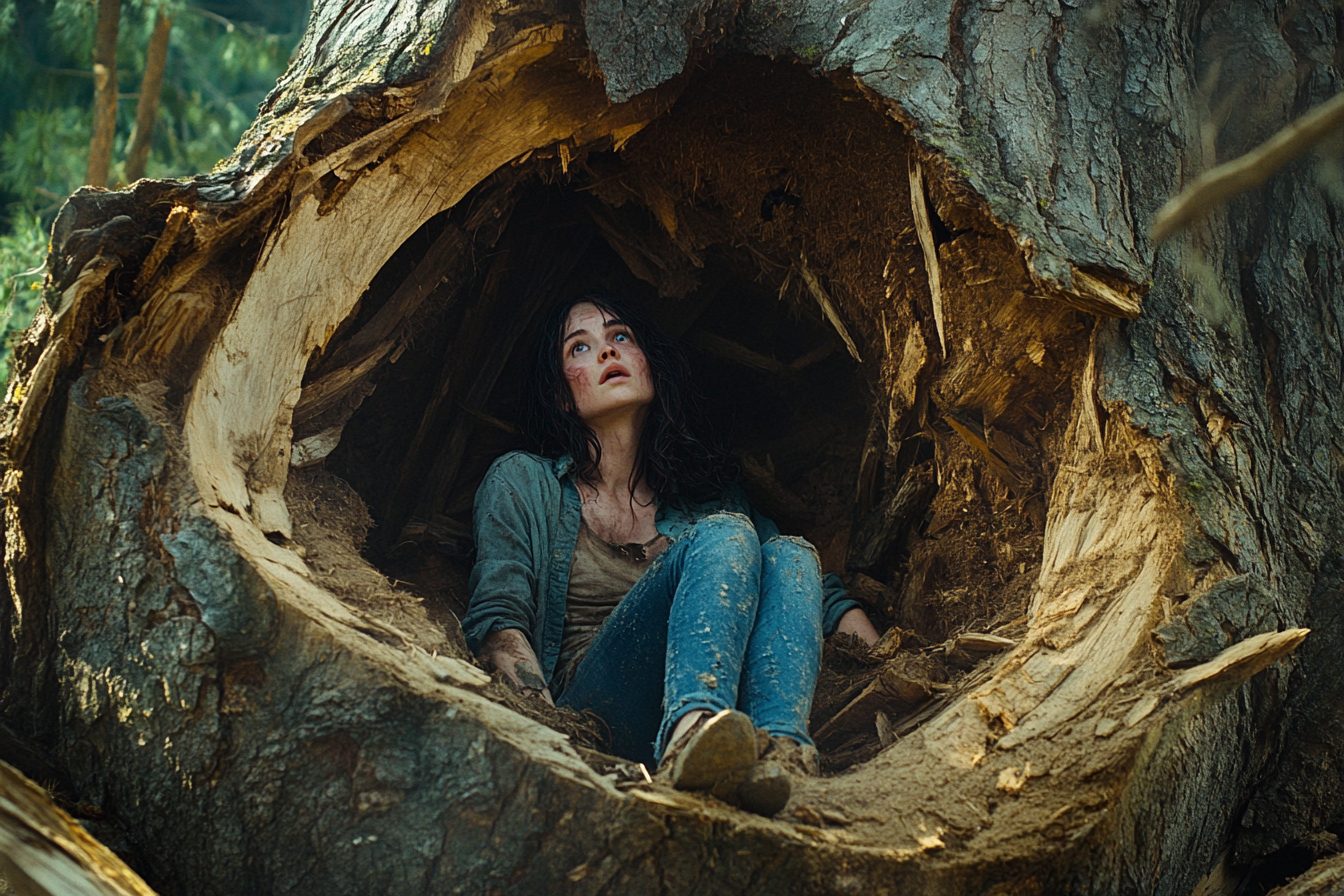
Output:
[462, 451, 860, 685]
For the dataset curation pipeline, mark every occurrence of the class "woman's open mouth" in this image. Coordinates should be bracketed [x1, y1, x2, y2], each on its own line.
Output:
[600, 365, 630, 384]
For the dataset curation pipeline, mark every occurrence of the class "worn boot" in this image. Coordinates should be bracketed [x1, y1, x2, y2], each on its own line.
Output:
[736, 760, 791, 817]
[735, 734, 821, 816]
[661, 709, 758, 794]
[760, 735, 820, 777]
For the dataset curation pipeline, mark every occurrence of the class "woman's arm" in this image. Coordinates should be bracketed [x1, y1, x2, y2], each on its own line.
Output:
[837, 607, 881, 646]
[462, 453, 548, 657]
[477, 628, 555, 705]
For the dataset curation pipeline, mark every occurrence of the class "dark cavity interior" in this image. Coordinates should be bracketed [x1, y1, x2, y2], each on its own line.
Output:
[288, 56, 1091, 771]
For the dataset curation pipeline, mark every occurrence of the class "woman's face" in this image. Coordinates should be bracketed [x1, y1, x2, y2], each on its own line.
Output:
[560, 302, 655, 425]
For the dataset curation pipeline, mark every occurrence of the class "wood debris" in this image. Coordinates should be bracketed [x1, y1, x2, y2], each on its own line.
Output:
[907, 154, 945, 356]
[0, 760, 158, 896]
[845, 573, 900, 618]
[686, 330, 799, 379]
[847, 461, 938, 572]
[996, 763, 1031, 794]
[813, 654, 945, 748]
[1150, 90, 1344, 242]
[797, 255, 862, 362]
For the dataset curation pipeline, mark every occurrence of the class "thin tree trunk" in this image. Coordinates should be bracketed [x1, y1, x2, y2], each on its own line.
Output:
[84, 0, 121, 188]
[123, 13, 171, 184]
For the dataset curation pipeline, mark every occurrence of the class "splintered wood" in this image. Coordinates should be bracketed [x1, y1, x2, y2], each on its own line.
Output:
[813, 654, 946, 748]
[293, 223, 469, 428]
[182, 26, 672, 539]
[1170, 628, 1310, 692]
[1150, 90, 1344, 243]
[1060, 267, 1142, 319]
[797, 256, 862, 362]
[0, 761, 158, 896]
[908, 155, 946, 357]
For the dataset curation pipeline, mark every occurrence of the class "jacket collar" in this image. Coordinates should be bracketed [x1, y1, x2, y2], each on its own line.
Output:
[555, 454, 576, 478]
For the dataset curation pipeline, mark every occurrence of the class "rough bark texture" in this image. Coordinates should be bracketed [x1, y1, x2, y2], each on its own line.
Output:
[1, 0, 1341, 894]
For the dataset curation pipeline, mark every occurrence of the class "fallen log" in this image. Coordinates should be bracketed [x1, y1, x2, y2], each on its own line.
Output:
[0, 761, 157, 896]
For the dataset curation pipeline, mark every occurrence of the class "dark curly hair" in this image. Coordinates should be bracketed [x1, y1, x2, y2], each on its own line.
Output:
[520, 293, 737, 502]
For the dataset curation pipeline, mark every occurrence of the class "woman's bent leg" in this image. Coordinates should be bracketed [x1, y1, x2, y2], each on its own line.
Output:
[739, 536, 824, 747]
[557, 513, 761, 767]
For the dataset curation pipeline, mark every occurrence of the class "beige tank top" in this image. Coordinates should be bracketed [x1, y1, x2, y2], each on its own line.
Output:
[553, 521, 669, 693]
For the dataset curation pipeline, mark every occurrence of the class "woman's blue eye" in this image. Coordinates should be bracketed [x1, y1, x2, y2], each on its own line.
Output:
[572, 343, 588, 355]
[614, 332, 628, 342]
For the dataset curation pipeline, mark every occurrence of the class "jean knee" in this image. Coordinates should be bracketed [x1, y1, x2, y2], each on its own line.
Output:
[689, 511, 758, 548]
[762, 534, 821, 571]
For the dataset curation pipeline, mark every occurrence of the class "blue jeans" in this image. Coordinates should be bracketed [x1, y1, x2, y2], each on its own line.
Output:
[556, 512, 824, 768]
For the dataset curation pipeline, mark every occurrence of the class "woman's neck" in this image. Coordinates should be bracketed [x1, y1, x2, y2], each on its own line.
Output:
[583, 408, 650, 503]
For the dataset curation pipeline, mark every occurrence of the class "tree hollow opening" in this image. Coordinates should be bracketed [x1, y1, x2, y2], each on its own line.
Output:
[287, 55, 1090, 772]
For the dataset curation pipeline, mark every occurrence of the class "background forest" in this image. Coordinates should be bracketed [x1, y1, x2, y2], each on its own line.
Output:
[0, 0, 309, 380]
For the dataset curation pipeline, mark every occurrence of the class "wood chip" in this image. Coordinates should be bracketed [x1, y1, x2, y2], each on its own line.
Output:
[996, 764, 1030, 794]
[916, 833, 946, 851]
[1123, 694, 1161, 728]
[1094, 718, 1121, 738]
[953, 633, 1018, 653]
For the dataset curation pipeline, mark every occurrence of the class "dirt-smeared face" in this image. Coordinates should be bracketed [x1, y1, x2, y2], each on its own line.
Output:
[560, 302, 655, 425]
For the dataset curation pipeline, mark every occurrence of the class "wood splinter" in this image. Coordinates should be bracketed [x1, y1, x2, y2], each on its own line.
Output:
[908, 154, 946, 357]
[1170, 628, 1310, 692]
[797, 255, 862, 362]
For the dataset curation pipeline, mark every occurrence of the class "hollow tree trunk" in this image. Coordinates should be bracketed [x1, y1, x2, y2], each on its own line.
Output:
[1, 0, 1340, 894]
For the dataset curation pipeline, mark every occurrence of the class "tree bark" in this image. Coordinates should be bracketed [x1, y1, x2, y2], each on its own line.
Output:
[85, 0, 121, 188]
[1, 0, 1340, 894]
[123, 12, 172, 185]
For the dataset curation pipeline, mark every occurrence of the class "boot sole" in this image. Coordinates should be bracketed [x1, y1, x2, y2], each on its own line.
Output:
[671, 709, 758, 792]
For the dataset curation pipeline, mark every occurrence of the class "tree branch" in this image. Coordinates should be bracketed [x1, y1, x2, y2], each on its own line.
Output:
[1150, 91, 1344, 243]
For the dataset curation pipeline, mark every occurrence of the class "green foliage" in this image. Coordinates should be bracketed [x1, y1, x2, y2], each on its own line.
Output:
[0, 210, 46, 381]
[3, 106, 90, 200]
[0, 0, 309, 383]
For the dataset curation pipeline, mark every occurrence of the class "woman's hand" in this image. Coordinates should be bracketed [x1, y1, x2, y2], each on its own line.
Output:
[478, 628, 555, 705]
[837, 607, 881, 646]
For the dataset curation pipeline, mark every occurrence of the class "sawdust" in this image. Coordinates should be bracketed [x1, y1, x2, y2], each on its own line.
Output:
[285, 466, 610, 750]
[285, 467, 459, 655]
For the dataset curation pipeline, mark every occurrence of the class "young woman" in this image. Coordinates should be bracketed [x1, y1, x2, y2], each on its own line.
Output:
[461, 294, 879, 815]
